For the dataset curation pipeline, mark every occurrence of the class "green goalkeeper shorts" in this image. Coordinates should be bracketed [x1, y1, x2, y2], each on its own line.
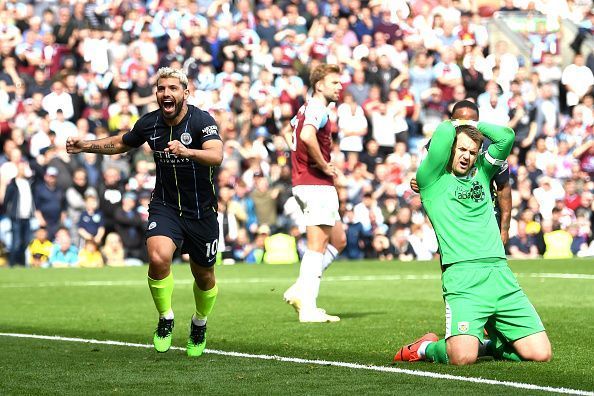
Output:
[442, 260, 545, 343]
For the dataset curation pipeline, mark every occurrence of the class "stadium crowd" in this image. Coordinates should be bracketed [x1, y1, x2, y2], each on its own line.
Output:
[1, 0, 594, 268]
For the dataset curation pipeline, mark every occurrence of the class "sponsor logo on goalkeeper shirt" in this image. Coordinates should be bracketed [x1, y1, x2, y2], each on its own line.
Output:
[455, 181, 485, 203]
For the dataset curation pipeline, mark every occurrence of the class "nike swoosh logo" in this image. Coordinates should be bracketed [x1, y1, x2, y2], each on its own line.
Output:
[149, 136, 159, 141]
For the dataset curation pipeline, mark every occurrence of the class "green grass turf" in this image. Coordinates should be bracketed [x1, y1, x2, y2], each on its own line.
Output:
[1, 259, 593, 394]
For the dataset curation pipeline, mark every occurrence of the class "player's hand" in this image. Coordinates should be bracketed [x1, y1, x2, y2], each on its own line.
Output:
[166, 140, 190, 158]
[321, 162, 339, 178]
[410, 177, 419, 193]
[66, 136, 84, 154]
[500, 229, 509, 245]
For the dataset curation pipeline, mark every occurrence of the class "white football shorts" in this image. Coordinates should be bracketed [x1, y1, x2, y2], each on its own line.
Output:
[292, 185, 340, 227]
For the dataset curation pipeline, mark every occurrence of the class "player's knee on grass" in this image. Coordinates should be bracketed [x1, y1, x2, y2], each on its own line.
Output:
[513, 332, 552, 362]
[447, 336, 479, 365]
[524, 349, 552, 362]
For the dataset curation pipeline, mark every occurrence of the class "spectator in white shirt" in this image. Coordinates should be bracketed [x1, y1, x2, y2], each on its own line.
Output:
[41, 80, 74, 120]
[562, 53, 594, 109]
[337, 92, 368, 154]
[353, 192, 386, 234]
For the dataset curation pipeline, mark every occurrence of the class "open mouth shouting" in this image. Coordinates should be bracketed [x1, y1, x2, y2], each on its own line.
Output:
[162, 98, 177, 116]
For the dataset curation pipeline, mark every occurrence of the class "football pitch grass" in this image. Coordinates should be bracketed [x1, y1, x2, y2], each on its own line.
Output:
[1, 259, 593, 395]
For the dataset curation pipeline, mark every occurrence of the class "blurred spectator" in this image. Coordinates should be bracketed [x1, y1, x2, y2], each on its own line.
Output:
[408, 222, 438, 261]
[101, 232, 126, 267]
[3, 161, 35, 267]
[391, 227, 416, 261]
[370, 229, 394, 261]
[28, 227, 53, 268]
[245, 224, 268, 264]
[33, 166, 66, 240]
[527, 22, 559, 65]
[41, 80, 74, 120]
[65, 168, 95, 235]
[233, 179, 258, 234]
[409, 51, 435, 103]
[337, 92, 367, 155]
[232, 228, 253, 263]
[78, 239, 104, 268]
[345, 68, 371, 106]
[77, 191, 105, 247]
[508, 93, 537, 165]
[250, 174, 279, 230]
[98, 167, 125, 234]
[342, 203, 365, 259]
[433, 47, 462, 103]
[113, 192, 146, 262]
[48, 227, 78, 268]
[561, 53, 594, 112]
[542, 219, 573, 259]
[353, 192, 386, 235]
[462, 55, 486, 102]
[570, 9, 594, 54]
[534, 82, 560, 136]
[508, 220, 540, 259]
[217, 186, 239, 264]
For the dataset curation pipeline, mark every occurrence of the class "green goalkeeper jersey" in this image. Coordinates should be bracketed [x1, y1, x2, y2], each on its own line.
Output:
[416, 121, 515, 265]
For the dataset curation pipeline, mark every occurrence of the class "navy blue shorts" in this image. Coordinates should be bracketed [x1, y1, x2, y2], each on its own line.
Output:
[146, 203, 219, 267]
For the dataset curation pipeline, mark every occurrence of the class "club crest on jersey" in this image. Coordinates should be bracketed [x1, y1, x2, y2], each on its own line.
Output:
[180, 132, 192, 146]
[457, 322, 469, 333]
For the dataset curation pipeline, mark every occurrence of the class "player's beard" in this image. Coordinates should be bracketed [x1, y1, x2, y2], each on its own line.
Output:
[160, 98, 183, 120]
[323, 93, 337, 103]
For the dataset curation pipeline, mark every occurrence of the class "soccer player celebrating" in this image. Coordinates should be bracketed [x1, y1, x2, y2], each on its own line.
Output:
[283, 63, 346, 323]
[393, 113, 552, 364]
[67, 68, 223, 357]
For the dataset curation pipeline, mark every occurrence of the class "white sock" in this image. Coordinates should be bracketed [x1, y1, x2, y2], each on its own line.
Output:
[192, 314, 207, 326]
[161, 310, 174, 320]
[322, 244, 338, 272]
[298, 249, 324, 311]
[418, 341, 432, 358]
[478, 339, 492, 357]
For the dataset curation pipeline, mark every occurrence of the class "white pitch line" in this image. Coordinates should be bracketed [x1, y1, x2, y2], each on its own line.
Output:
[0, 333, 592, 396]
[1, 273, 593, 289]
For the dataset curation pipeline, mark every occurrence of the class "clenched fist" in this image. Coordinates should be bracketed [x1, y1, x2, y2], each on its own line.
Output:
[66, 136, 84, 154]
[165, 140, 190, 158]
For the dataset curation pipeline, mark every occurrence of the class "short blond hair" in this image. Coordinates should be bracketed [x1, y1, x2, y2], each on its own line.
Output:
[156, 67, 189, 89]
[310, 64, 340, 93]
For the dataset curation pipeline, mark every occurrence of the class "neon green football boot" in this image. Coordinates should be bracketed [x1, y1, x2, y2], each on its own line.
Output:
[153, 318, 174, 353]
[186, 320, 207, 357]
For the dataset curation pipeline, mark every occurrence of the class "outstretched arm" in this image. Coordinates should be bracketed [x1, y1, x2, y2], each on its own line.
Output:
[66, 133, 131, 155]
[416, 120, 456, 189]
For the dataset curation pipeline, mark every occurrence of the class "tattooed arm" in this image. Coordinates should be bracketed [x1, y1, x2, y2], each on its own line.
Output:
[66, 132, 132, 155]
